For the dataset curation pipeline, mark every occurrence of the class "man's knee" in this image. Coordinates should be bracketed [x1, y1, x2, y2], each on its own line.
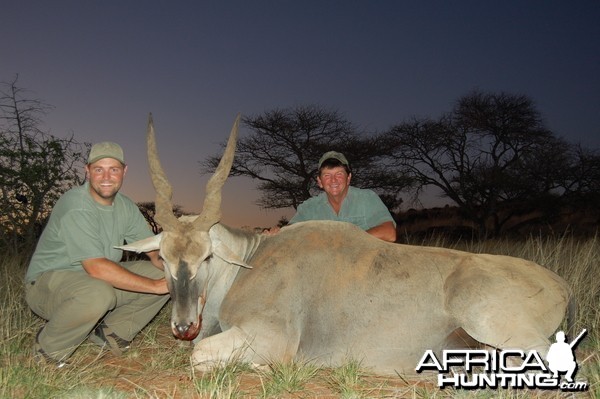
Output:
[73, 280, 117, 318]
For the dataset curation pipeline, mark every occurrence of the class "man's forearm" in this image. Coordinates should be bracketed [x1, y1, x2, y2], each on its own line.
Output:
[366, 221, 397, 242]
[82, 257, 168, 294]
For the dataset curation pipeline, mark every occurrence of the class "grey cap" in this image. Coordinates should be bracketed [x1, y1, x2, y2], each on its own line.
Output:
[88, 142, 125, 165]
[318, 151, 350, 169]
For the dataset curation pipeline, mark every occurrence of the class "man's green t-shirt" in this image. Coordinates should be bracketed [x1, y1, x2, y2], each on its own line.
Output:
[26, 182, 153, 283]
[289, 186, 395, 230]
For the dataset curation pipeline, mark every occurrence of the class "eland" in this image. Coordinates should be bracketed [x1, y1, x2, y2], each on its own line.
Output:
[120, 114, 572, 375]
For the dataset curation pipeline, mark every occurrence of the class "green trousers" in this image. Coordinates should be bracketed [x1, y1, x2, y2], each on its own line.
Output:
[25, 261, 170, 362]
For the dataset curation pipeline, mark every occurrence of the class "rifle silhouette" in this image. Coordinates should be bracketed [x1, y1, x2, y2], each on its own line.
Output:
[569, 329, 587, 349]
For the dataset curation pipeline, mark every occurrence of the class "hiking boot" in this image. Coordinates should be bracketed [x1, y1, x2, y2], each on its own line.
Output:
[89, 321, 131, 356]
[33, 327, 68, 368]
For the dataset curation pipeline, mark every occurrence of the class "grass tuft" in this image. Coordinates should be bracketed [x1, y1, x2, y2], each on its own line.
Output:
[259, 358, 320, 397]
[193, 358, 252, 398]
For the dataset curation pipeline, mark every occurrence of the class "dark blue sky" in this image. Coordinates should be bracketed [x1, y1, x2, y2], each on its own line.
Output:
[3, 1, 599, 227]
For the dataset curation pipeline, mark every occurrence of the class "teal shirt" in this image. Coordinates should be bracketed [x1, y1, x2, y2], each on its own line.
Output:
[289, 186, 395, 230]
[25, 182, 153, 283]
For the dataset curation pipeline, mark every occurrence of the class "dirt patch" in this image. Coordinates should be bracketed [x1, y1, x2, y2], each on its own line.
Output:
[74, 322, 442, 398]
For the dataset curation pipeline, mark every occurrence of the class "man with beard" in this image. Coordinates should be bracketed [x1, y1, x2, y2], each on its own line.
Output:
[25, 142, 170, 367]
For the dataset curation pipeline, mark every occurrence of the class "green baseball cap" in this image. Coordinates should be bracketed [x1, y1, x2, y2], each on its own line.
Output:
[318, 151, 350, 169]
[88, 142, 125, 165]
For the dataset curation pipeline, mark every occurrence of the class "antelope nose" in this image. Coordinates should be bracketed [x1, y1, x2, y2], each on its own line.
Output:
[175, 323, 192, 336]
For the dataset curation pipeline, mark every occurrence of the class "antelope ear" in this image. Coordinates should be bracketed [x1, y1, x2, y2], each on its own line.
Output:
[213, 242, 252, 269]
[212, 241, 253, 269]
[116, 234, 162, 253]
[208, 229, 252, 269]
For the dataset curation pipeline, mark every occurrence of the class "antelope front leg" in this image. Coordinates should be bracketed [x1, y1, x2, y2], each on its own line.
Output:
[191, 326, 255, 371]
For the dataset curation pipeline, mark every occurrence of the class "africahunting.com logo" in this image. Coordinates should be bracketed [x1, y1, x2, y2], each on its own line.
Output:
[415, 329, 588, 392]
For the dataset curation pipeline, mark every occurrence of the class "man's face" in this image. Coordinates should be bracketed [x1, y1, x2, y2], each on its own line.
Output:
[85, 158, 127, 205]
[317, 166, 351, 198]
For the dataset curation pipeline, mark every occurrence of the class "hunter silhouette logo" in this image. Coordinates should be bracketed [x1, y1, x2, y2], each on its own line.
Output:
[415, 329, 589, 391]
[546, 329, 586, 383]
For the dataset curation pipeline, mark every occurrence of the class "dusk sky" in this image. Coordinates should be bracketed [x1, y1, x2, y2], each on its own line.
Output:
[3, 1, 599, 228]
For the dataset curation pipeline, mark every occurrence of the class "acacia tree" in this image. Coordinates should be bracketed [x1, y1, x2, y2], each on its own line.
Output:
[201, 105, 411, 213]
[384, 91, 568, 237]
[0, 76, 88, 251]
[556, 145, 600, 201]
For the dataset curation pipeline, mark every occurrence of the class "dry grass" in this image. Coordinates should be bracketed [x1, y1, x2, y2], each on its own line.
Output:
[1, 234, 598, 398]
